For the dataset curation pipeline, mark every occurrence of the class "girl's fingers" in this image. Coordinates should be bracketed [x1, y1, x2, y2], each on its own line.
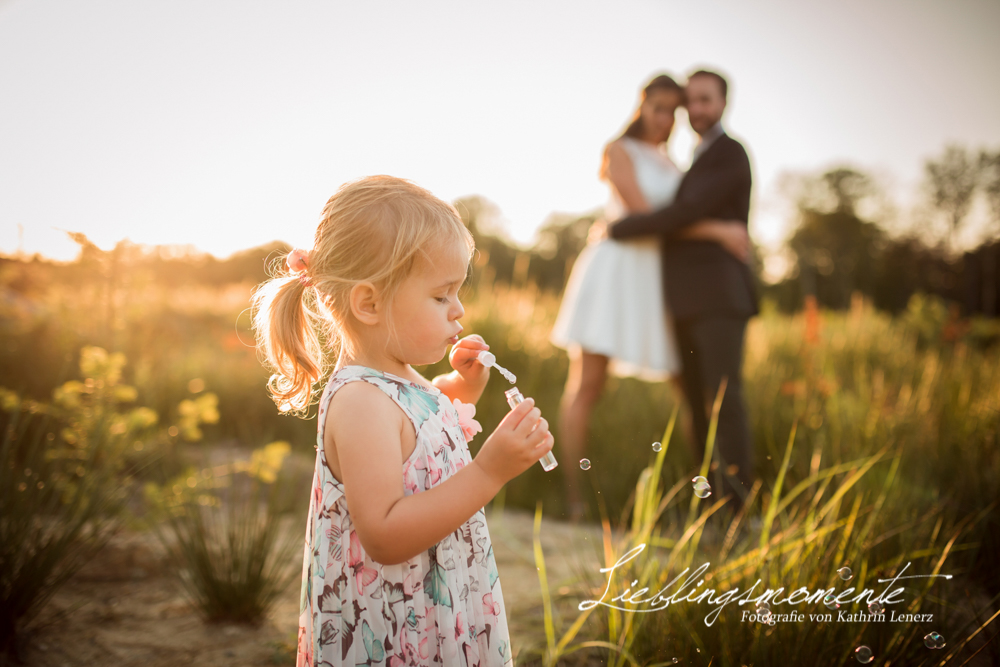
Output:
[453, 335, 488, 350]
[533, 432, 555, 455]
[526, 418, 550, 446]
[514, 407, 542, 436]
[451, 341, 489, 366]
[453, 348, 482, 363]
[498, 397, 534, 430]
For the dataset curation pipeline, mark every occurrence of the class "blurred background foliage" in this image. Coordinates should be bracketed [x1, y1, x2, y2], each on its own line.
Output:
[766, 144, 1000, 318]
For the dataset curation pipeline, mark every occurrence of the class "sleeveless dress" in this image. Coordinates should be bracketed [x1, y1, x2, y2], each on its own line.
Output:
[550, 136, 684, 381]
[296, 365, 514, 667]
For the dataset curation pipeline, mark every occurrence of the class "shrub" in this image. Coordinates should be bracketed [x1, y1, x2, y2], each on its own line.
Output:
[147, 442, 301, 624]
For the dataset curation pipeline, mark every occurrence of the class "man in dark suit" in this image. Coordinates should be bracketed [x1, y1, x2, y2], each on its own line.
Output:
[608, 69, 758, 502]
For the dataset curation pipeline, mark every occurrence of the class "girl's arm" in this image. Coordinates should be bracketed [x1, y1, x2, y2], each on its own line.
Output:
[432, 335, 489, 404]
[328, 381, 548, 565]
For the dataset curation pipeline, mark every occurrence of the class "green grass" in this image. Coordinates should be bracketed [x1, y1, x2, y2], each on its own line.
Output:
[518, 403, 998, 666]
[0, 408, 125, 664]
[147, 442, 301, 624]
[2, 255, 999, 661]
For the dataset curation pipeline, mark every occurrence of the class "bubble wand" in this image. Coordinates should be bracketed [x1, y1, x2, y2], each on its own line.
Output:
[477, 350, 558, 472]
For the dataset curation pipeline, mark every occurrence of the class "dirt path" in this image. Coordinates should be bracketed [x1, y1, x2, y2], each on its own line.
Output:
[20, 507, 617, 667]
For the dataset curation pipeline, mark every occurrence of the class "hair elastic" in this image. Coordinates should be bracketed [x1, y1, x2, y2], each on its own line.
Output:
[286, 248, 310, 273]
[286, 248, 313, 287]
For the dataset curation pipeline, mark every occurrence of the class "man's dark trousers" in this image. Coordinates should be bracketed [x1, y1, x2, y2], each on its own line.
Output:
[674, 316, 752, 501]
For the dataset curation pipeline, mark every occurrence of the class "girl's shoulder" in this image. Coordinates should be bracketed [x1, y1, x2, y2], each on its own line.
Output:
[323, 365, 445, 428]
[329, 365, 440, 395]
[324, 365, 397, 407]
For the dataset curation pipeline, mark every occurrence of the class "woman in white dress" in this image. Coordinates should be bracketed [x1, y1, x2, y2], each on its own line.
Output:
[550, 74, 749, 520]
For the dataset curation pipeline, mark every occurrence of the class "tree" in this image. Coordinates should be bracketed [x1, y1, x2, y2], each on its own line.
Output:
[923, 145, 980, 254]
[819, 167, 877, 214]
[529, 210, 599, 292]
[981, 150, 1000, 224]
[785, 167, 886, 308]
[977, 149, 1000, 314]
[452, 195, 519, 290]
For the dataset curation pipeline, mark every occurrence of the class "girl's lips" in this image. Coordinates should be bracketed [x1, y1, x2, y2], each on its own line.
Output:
[448, 335, 459, 344]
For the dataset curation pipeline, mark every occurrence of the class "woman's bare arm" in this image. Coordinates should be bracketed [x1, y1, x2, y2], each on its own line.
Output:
[605, 141, 650, 214]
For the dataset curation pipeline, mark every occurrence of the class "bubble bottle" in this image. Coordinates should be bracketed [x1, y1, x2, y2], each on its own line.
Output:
[478, 351, 558, 472]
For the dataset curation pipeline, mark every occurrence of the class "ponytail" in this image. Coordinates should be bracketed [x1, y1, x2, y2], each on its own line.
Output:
[251, 269, 326, 414]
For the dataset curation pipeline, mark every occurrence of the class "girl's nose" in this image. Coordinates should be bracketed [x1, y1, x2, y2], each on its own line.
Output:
[452, 298, 465, 320]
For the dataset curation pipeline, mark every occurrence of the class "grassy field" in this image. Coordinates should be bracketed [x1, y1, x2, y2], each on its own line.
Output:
[2, 256, 999, 665]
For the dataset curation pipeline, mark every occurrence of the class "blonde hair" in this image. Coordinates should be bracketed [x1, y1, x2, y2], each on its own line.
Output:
[252, 175, 474, 414]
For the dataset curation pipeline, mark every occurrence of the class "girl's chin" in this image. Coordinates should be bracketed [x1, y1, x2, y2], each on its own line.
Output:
[412, 350, 447, 366]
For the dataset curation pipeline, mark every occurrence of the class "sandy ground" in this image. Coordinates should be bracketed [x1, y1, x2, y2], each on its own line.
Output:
[20, 506, 616, 667]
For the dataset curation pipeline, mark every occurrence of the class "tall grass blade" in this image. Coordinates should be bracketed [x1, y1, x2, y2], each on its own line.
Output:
[760, 421, 796, 550]
[533, 501, 556, 665]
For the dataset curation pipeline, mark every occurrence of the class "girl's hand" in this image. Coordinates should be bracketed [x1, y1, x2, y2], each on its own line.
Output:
[473, 397, 554, 486]
[449, 334, 490, 384]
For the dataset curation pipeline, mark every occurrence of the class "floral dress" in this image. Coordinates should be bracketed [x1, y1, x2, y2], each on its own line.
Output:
[296, 365, 514, 667]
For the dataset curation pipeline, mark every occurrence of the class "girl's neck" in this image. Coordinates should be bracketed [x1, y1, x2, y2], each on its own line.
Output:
[336, 347, 414, 381]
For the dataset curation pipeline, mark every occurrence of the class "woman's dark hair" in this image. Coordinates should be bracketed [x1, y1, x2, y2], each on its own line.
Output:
[621, 74, 685, 140]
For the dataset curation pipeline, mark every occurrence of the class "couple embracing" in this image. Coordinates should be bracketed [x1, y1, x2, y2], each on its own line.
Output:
[550, 70, 759, 521]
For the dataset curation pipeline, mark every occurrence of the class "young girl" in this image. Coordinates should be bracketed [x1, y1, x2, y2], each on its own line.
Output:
[253, 175, 553, 666]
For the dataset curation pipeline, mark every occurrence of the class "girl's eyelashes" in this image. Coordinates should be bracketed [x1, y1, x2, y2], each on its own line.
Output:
[436, 288, 461, 304]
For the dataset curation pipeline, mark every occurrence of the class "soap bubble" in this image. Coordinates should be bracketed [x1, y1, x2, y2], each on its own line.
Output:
[837, 566, 853, 581]
[924, 632, 945, 649]
[854, 646, 873, 663]
[867, 601, 884, 614]
[579, 459, 591, 471]
[671, 659, 678, 664]
[692, 475, 712, 498]
[755, 600, 770, 614]
[652, 441, 662, 452]
[823, 594, 840, 610]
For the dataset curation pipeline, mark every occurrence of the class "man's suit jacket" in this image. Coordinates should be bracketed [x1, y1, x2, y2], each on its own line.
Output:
[608, 132, 759, 321]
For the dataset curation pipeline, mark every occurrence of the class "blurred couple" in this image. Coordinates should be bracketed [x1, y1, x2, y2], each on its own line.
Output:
[550, 70, 759, 521]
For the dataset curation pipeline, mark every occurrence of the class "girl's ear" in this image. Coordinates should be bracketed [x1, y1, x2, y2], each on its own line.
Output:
[349, 282, 380, 326]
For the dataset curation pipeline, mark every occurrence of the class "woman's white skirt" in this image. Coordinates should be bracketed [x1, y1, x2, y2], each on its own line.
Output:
[550, 238, 681, 382]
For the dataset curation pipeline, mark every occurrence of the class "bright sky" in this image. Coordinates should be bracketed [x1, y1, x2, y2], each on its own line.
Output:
[1, 0, 998, 263]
